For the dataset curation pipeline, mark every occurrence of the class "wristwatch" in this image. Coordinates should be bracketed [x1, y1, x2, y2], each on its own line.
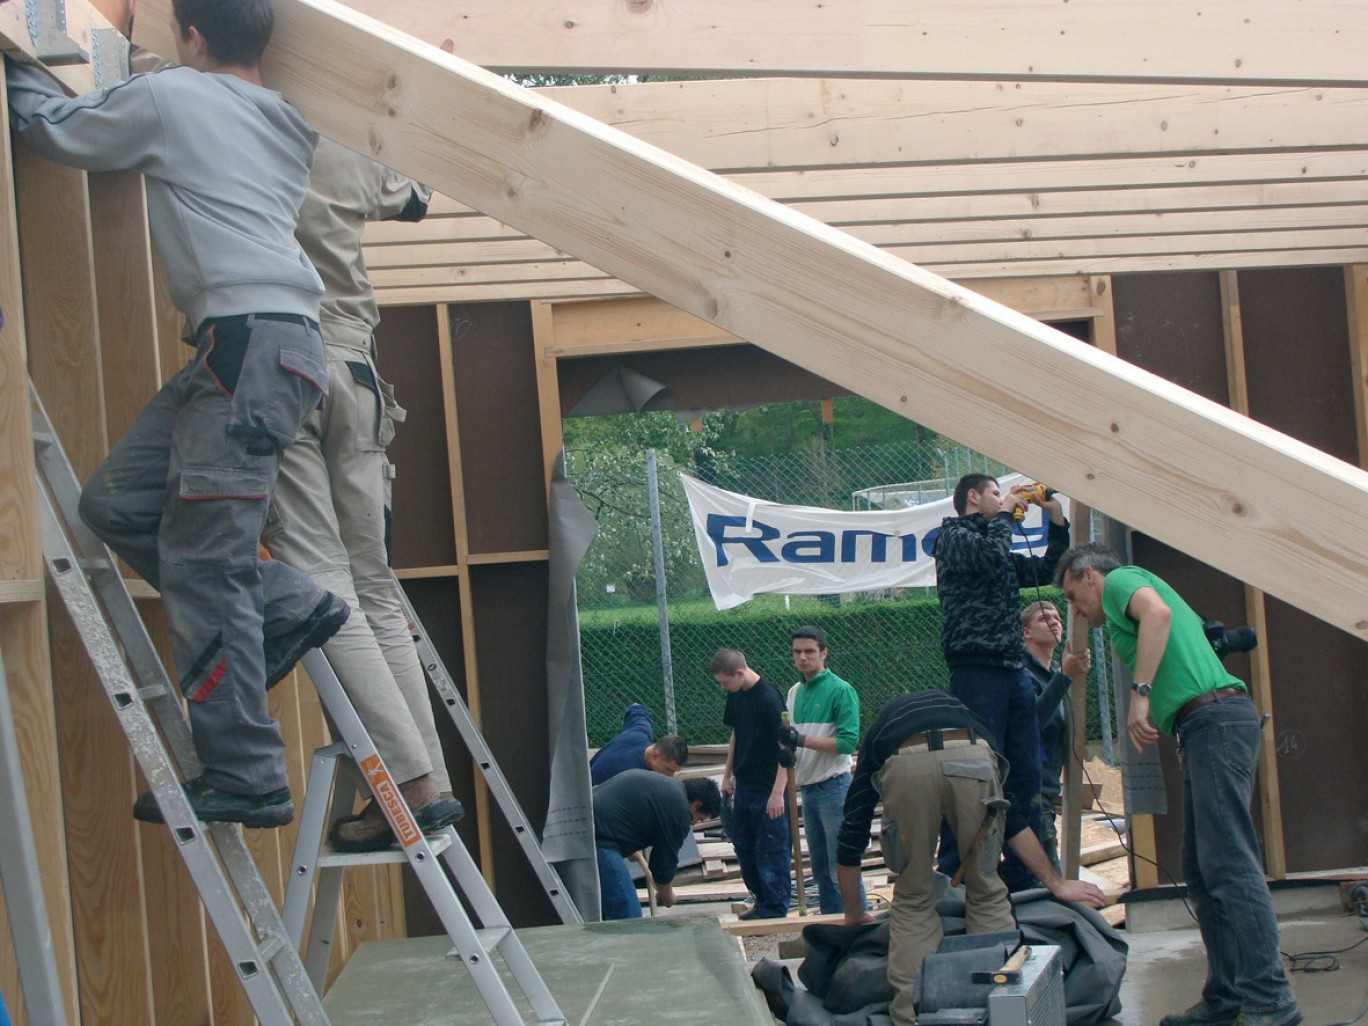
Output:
[1131, 681, 1152, 698]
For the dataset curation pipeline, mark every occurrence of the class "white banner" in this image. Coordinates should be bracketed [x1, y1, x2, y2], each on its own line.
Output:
[680, 473, 1070, 610]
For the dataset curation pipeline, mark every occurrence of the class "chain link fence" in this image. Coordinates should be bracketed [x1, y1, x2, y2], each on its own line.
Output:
[569, 438, 1120, 760]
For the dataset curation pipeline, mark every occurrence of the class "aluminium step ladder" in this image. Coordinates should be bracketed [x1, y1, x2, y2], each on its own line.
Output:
[391, 581, 582, 927]
[30, 382, 328, 1025]
[283, 650, 567, 1025]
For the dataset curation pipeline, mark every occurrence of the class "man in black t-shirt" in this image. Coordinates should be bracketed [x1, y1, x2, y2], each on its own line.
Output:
[593, 770, 721, 920]
[710, 647, 792, 920]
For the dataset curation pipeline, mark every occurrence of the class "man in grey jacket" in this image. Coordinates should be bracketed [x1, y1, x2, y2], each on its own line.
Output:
[8, 0, 345, 827]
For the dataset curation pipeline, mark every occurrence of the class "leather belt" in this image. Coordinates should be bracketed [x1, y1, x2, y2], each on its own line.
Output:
[899, 727, 975, 751]
[1173, 687, 1247, 729]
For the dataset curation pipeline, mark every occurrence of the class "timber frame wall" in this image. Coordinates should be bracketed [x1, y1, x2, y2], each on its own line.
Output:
[1, 1, 1367, 1023]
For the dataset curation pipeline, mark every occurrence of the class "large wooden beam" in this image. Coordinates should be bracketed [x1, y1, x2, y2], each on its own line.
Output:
[338, 0, 1368, 87]
[134, 0, 1368, 642]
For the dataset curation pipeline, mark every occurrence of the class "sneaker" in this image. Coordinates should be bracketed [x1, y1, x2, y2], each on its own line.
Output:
[133, 776, 293, 829]
[1160, 1002, 1241, 1026]
[328, 797, 465, 854]
[264, 592, 349, 688]
[1232, 1006, 1304, 1026]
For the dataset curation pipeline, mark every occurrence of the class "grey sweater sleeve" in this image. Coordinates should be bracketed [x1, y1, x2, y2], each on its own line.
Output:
[7, 59, 165, 174]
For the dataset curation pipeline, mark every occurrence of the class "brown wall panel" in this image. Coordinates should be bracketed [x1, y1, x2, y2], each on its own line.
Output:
[1238, 267, 1368, 873]
[397, 575, 477, 937]
[558, 344, 842, 415]
[449, 303, 550, 555]
[1112, 270, 1243, 879]
[1112, 271, 1229, 405]
[470, 562, 557, 927]
[375, 304, 458, 569]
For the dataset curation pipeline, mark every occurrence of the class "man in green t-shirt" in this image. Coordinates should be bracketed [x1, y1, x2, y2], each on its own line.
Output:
[1057, 543, 1301, 1026]
[778, 625, 865, 914]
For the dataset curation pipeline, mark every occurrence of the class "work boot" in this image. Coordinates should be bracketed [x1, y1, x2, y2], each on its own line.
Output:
[133, 776, 293, 829]
[1232, 1006, 1304, 1026]
[1160, 1002, 1242, 1026]
[264, 592, 349, 688]
[329, 777, 464, 853]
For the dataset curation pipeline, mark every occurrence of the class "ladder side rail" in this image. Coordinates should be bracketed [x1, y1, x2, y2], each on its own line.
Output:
[0, 645, 71, 1026]
[282, 743, 349, 948]
[392, 579, 582, 925]
[299, 650, 564, 1026]
[295, 760, 360, 993]
[36, 485, 324, 1026]
[434, 836, 564, 1025]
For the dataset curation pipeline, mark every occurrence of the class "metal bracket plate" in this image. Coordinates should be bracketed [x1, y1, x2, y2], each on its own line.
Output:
[24, 0, 87, 65]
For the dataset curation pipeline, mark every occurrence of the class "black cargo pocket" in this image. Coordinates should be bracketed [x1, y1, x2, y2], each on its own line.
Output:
[226, 322, 328, 452]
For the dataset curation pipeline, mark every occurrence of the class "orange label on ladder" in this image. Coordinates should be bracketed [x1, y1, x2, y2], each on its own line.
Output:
[360, 754, 421, 847]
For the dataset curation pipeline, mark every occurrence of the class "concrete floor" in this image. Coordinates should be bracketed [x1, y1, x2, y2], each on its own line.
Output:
[1113, 906, 1367, 1026]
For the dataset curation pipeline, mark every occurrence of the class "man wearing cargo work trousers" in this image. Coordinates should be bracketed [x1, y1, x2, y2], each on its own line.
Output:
[8, 0, 348, 826]
[263, 138, 462, 850]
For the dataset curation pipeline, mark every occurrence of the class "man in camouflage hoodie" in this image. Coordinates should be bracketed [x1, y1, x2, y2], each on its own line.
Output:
[932, 474, 1070, 891]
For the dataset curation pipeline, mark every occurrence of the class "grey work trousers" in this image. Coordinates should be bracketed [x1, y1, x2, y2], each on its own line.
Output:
[80, 314, 330, 795]
[263, 343, 448, 789]
[878, 739, 1016, 1026]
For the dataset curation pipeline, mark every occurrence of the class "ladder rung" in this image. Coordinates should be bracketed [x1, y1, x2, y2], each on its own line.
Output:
[256, 933, 286, 961]
[445, 926, 510, 962]
[31, 430, 56, 451]
[137, 684, 170, 701]
[315, 829, 453, 868]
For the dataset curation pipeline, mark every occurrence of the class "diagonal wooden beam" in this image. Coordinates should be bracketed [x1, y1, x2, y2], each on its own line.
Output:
[337, 0, 1368, 88]
[134, 0, 1368, 642]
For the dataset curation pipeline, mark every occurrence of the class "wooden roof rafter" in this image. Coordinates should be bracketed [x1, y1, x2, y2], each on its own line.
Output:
[124, 0, 1368, 647]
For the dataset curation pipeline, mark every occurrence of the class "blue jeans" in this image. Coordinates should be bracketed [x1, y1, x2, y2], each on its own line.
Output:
[596, 848, 642, 920]
[940, 665, 1043, 892]
[803, 772, 866, 914]
[731, 785, 792, 916]
[1178, 695, 1296, 1016]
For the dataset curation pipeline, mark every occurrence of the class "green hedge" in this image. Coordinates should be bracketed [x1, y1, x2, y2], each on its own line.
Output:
[580, 588, 1113, 748]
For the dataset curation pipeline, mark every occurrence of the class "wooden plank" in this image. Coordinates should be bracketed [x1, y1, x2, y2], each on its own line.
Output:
[0, 606, 81, 1026]
[88, 171, 160, 440]
[435, 305, 496, 880]
[367, 222, 1368, 289]
[338, 0, 1368, 86]
[1219, 269, 1287, 880]
[128, 0, 1368, 643]
[367, 179, 1368, 258]
[13, 150, 106, 478]
[135, 603, 214, 1026]
[0, 580, 43, 603]
[372, 246, 1368, 306]
[388, 149, 1368, 225]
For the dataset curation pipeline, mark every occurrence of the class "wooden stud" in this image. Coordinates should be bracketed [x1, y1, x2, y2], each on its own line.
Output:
[1219, 269, 1287, 880]
[435, 305, 496, 880]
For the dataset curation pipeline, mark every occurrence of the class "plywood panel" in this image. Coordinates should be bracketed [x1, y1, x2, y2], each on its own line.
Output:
[375, 304, 457, 569]
[447, 303, 549, 555]
[1239, 267, 1368, 872]
[469, 562, 557, 927]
